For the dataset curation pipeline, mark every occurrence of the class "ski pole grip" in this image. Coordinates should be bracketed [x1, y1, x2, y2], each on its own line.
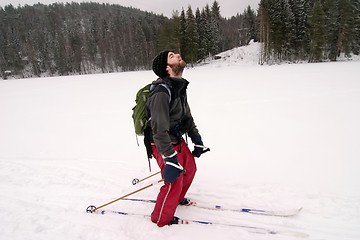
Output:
[194, 145, 210, 154]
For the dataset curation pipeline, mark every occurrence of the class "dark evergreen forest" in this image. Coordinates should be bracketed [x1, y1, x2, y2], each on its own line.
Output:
[1, 0, 359, 79]
[0, 2, 167, 78]
[259, 0, 360, 63]
[0, 1, 247, 79]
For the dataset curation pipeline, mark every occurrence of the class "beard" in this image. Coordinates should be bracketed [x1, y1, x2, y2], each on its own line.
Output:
[168, 60, 186, 76]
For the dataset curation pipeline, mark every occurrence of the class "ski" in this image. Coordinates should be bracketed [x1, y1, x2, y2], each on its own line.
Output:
[121, 198, 302, 217]
[91, 209, 308, 237]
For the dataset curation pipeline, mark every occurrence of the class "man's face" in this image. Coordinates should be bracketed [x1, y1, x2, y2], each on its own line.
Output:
[167, 52, 186, 75]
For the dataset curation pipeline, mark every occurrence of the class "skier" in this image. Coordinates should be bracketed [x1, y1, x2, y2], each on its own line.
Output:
[145, 51, 206, 227]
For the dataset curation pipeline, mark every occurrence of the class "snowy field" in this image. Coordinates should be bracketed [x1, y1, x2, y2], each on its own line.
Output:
[1, 43, 360, 240]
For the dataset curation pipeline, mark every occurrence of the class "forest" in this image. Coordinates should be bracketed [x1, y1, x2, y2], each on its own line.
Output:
[0, 1, 244, 78]
[0, 0, 359, 79]
[259, 0, 360, 64]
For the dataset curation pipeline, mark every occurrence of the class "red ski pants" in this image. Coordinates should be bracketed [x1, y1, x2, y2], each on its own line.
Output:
[150, 141, 197, 227]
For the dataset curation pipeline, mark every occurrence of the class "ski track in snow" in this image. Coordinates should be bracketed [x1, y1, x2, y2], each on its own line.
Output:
[1, 42, 360, 240]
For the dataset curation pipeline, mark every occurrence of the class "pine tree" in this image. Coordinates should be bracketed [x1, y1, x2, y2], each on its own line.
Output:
[259, 0, 272, 64]
[210, 1, 221, 55]
[289, 0, 311, 60]
[323, 0, 340, 61]
[353, 0, 360, 55]
[195, 8, 207, 60]
[243, 6, 257, 43]
[179, 9, 187, 58]
[308, 0, 326, 62]
[158, 12, 181, 53]
[184, 6, 199, 65]
[203, 5, 213, 57]
[337, 0, 357, 57]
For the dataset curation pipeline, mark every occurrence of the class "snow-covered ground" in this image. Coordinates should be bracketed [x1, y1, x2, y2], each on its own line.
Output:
[1, 42, 360, 240]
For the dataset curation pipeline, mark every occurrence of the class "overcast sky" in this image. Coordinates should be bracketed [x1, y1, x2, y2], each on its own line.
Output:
[0, 0, 261, 18]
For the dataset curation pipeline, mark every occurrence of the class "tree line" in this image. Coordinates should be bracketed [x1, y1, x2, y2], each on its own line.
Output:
[0, 2, 166, 78]
[0, 1, 251, 79]
[2, 0, 357, 79]
[259, 0, 360, 64]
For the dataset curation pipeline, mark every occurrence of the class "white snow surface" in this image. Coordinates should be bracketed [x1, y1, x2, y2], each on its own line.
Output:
[1, 42, 360, 240]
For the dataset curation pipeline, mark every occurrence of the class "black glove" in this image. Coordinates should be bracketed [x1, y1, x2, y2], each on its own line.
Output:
[191, 136, 205, 158]
[163, 152, 184, 183]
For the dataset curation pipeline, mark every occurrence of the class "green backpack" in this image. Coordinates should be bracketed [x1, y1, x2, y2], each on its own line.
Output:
[132, 83, 171, 136]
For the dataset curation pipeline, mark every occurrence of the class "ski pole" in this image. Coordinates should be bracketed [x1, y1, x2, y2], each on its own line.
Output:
[132, 171, 161, 185]
[86, 179, 164, 213]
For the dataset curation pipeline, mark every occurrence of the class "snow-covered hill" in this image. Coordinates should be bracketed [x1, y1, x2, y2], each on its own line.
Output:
[200, 40, 261, 66]
[1, 44, 360, 240]
[201, 40, 360, 66]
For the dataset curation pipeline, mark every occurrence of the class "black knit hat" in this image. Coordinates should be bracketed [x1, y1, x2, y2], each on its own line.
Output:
[152, 51, 170, 77]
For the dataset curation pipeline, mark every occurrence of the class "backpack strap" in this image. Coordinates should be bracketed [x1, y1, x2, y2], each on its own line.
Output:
[148, 83, 171, 123]
[144, 83, 172, 162]
[150, 83, 171, 103]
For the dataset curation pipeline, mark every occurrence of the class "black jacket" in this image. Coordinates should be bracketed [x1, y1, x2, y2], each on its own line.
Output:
[146, 76, 200, 157]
